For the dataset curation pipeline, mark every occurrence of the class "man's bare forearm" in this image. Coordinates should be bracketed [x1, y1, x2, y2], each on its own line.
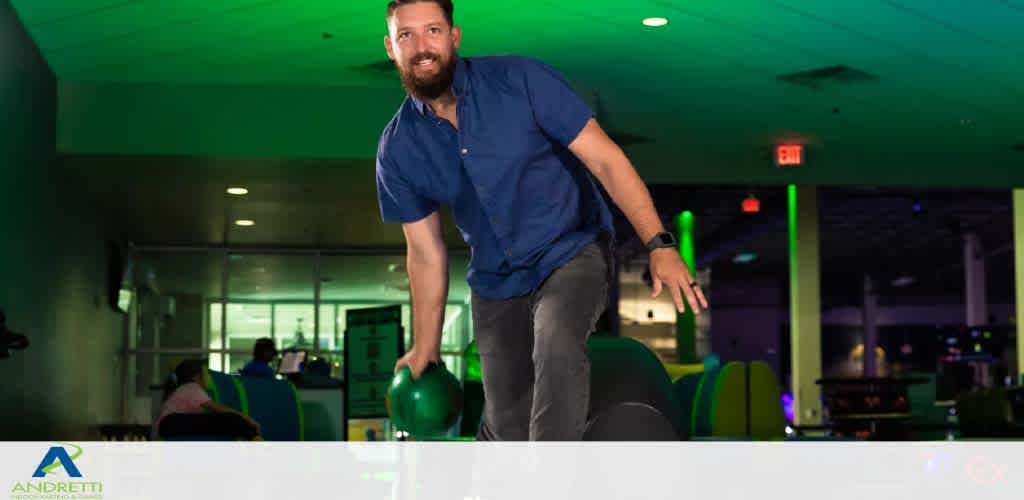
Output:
[406, 247, 448, 356]
[592, 151, 665, 244]
[569, 119, 666, 245]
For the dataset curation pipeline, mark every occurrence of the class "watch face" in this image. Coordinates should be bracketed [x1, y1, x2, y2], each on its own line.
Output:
[659, 233, 674, 245]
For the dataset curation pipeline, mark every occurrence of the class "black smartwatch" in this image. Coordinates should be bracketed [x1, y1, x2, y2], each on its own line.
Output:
[645, 232, 677, 251]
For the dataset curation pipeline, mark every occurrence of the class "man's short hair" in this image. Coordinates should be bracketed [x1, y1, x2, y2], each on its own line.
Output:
[253, 337, 277, 360]
[386, 0, 455, 27]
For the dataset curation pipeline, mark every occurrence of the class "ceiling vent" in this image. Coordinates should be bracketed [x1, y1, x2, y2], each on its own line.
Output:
[351, 60, 397, 77]
[778, 65, 879, 90]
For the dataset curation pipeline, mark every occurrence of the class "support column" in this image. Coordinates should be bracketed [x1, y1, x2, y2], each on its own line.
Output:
[862, 276, 878, 377]
[676, 211, 697, 363]
[964, 232, 986, 327]
[788, 185, 822, 426]
[1013, 190, 1024, 379]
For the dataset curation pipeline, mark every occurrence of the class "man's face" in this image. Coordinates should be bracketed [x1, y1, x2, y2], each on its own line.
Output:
[385, 2, 462, 100]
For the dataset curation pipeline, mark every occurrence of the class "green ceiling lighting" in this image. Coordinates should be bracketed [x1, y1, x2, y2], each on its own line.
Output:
[676, 210, 695, 274]
[226, 187, 248, 195]
[19, 1, 1022, 184]
[675, 210, 697, 364]
[235, 219, 255, 227]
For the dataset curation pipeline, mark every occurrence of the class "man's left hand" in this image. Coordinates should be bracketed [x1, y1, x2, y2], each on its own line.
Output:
[649, 248, 709, 314]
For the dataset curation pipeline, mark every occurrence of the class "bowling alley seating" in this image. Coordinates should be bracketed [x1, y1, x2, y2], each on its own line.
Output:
[585, 336, 687, 440]
[458, 335, 789, 441]
[674, 359, 787, 441]
[662, 361, 705, 383]
[162, 368, 305, 441]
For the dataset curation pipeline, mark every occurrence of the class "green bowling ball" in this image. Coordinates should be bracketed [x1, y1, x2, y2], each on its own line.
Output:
[387, 362, 464, 439]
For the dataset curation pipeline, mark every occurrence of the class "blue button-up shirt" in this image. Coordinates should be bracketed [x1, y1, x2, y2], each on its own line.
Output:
[376, 56, 613, 299]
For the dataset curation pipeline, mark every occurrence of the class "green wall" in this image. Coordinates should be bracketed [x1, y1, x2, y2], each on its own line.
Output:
[0, 1, 123, 440]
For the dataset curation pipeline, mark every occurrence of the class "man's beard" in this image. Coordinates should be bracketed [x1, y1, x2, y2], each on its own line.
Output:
[398, 51, 457, 101]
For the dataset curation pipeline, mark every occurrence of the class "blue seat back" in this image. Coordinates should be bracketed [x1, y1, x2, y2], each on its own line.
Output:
[237, 376, 303, 441]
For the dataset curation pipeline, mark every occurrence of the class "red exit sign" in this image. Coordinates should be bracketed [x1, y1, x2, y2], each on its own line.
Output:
[775, 145, 804, 166]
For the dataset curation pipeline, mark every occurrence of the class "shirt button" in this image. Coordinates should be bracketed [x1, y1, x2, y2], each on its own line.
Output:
[461, 148, 469, 155]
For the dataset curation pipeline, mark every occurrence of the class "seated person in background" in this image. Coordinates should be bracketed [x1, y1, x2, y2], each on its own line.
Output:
[306, 358, 331, 377]
[154, 359, 262, 441]
[240, 338, 277, 377]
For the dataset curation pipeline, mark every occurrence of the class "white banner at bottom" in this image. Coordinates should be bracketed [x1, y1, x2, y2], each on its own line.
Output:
[0, 442, 1017, 500]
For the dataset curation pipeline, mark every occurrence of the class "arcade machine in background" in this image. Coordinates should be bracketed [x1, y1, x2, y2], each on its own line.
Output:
[936, 326, 1013, 404]
[937, 326, 1024, 438]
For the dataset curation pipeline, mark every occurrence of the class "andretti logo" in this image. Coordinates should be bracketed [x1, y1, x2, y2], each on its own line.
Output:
[9, 444, 103, 500]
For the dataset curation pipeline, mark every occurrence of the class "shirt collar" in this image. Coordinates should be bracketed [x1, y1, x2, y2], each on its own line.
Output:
[410, 56, 468, 116]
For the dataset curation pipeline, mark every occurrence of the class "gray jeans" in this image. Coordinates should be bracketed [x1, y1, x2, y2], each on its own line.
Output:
[471, 240, 610, 441]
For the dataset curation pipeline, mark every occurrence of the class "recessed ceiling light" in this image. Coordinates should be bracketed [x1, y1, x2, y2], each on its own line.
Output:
[226, 187, 248, 195]
[732, 252, 758, 264]
[642, 17, 669, 27]
[891, 276, 916, 287]
[235, 219, 255, 227]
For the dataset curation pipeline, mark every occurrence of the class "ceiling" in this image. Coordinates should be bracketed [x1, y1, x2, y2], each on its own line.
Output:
[59, 154, 471, 247]
[16, 1, 1024, 305]
[15, 0, 1024, 184]
[135, 249, 473, 302]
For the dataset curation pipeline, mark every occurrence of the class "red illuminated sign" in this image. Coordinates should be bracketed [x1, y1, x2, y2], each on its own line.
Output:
[742, 196, 760, 213]
[775, 145, 803, 166]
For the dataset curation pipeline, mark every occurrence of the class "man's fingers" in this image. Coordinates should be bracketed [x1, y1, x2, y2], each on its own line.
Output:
[394, 357, 409, 373]
[679, 266, 708, 311]
[694, 285, 709, 309]
[651, 277, 663, 298]
[679, 279, 702, 315]
[669, 284, 686, 313]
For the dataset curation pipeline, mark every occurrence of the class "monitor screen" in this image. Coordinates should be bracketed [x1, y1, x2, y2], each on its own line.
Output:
[278, 351, 307, 374]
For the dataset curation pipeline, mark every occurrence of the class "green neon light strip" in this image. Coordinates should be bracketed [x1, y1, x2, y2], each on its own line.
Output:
[231, 377, 249, 416]
[675, 210, 697, 362]
[205, 367, 221, 405]
[676, 210, 696, 273]
[289, 381, 305, 441]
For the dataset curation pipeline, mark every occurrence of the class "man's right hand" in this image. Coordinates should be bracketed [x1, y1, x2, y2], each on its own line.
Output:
[395, 348, 441, 379]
